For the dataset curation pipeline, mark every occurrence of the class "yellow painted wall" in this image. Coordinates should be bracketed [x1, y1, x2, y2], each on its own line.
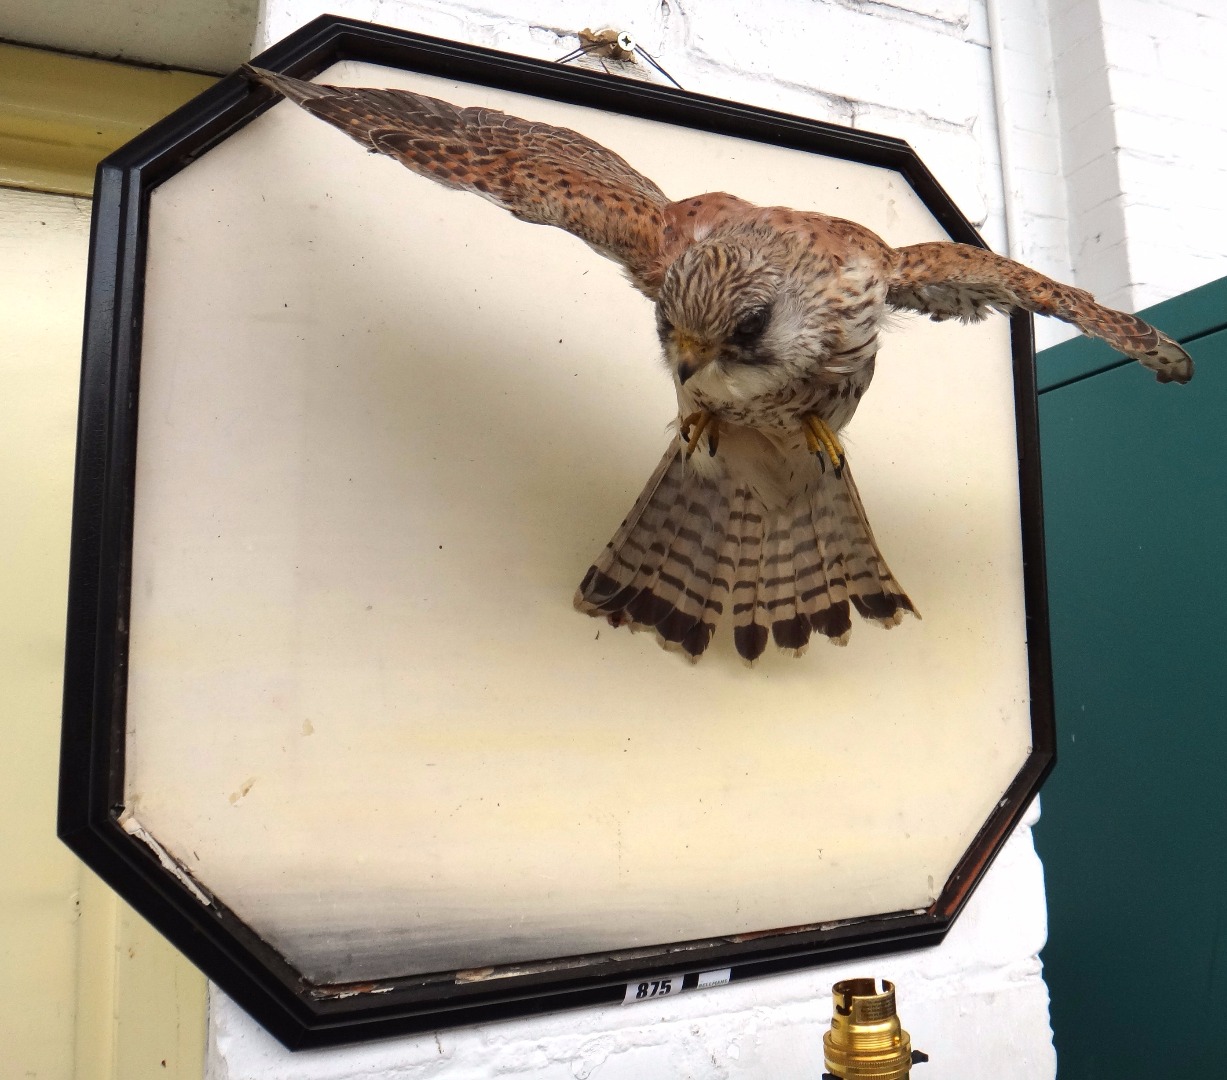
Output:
[0, 41, 215, 1077]
[0, 177, 206, 1080]
[1, 185, 85, 1078]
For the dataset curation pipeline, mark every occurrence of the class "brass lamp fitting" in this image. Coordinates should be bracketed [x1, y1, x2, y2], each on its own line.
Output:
[823, 978, 918, 1080]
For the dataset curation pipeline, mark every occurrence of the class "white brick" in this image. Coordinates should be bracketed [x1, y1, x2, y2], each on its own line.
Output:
[686, 1, 991, 124]
[878, 0, 975, 26]
[1050, 29, 1102, 77]
[1104, 69, 1219, 123]
[1004, 127, 1063, 178]
[1135, 251, 1227, 304]
[995, 0, 1054, 57]
[662, 55, 858, 127]
[965, 0, 992, 46]
[1053, 25, 1110, 79]
[1097, 281, 1137, 316]
[1110, 107, 1209, 164]
[1048, 0, 1104, 55]
[1166, 43, 1227, 94]
[1151, 0, 1222, 15]
[1004, 89, 1062, 137]
[1100, 0, 1203, 39]
[1012, 223, 1075, 284]
[1075, 234, 1133, 303]
[1125, 244, 1224, 308]
[1073, 219, 1131, 267]
[996, 43, 1058, 99]
[1127, 232, 1206, 278]
[1099, 22, 1162, 76]
[961, 0, 991, 46]
[1010, 166, 1070, 221]
[1064, 149, 1124, 219]
[1117, 150, 1227, 212]
[1052, 65, 1113, 133]
[1073, 221, 1131, 266]
[1060, 107, 1119, 176]
[1180, 18, 1227, 61]
[1069, 196, 1130, 258]
[1128, 281, 1169, 312]
[1119, 199, 1227, 260]
[850, 102, 997, 234]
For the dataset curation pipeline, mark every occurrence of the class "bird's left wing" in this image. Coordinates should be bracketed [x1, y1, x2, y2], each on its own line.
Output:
[887, 241, 1193, 384]
[244, 66, 671, 294]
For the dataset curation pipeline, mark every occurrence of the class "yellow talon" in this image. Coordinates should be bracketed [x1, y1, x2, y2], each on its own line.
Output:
[680, 411, 719, 458]
[803, 414, 846, 478]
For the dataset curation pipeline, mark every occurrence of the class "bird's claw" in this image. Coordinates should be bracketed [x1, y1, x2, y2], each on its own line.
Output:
[802, 414, 846, 478]
[680, 411, 720, 458]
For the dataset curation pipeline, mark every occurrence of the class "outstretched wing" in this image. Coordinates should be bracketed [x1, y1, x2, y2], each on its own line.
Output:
[887, 242, 1193, 384]
[244, 66, 671, 294]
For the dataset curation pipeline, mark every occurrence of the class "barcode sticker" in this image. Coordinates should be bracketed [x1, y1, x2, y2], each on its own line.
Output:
[621, 968, 733, 1003]
[623, 974, 685, 1004]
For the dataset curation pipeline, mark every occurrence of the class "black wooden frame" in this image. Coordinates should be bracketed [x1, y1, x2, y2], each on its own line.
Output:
[58, 14, 1055, 1049]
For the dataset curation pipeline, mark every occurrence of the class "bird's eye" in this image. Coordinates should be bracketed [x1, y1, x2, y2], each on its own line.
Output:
[730, 306, 770, 343]
[656, 314, 674, 338]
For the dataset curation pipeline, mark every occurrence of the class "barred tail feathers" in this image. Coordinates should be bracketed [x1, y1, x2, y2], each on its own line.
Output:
[575, 446, 917, 661]
[839, 466, 918, 626]
[575, 445, 688, 621]
[805, 489, 853, 643]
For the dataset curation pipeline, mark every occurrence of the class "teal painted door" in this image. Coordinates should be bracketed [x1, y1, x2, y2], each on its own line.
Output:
[1035, 277, 1227, 1078]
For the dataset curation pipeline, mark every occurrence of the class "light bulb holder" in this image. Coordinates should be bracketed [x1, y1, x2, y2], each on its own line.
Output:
[822, 978, 927, 1080]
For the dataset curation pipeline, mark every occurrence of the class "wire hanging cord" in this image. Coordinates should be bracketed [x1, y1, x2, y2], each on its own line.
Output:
[555, 28, 684, 90]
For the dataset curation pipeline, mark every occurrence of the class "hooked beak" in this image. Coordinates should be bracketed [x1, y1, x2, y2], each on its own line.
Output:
[674, 333, 714, 385]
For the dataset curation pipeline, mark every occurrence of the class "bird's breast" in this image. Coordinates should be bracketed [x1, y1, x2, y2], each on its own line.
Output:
[684, 419, 822, 510]
[680, 365, 872, 435]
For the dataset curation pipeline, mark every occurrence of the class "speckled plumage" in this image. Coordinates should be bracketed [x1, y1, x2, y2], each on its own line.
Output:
[246, 66, 1194, 663]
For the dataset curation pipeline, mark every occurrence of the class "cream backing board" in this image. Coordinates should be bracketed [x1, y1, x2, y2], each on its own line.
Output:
[124, 60, 1031, 984]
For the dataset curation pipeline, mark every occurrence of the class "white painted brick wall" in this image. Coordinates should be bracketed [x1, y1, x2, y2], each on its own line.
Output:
[1044, 0, 1227, 313]
[985, 0, 1072, 347]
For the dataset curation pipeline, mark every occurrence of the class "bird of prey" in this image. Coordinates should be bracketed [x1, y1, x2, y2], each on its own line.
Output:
[243, 65, 1193, 663]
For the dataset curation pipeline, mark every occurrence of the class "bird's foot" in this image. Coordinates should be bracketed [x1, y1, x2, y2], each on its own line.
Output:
[802, 414, 846, 478]
[680, 411, 721, 458]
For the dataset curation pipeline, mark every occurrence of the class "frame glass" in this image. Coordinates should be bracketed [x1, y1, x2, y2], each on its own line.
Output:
[59, 14, 1054, 1048]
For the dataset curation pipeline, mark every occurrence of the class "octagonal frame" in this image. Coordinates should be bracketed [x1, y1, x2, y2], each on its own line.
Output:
[59, 14, 1055, 1049]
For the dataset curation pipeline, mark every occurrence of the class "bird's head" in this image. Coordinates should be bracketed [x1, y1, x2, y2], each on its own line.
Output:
[656, 238, 811, 404]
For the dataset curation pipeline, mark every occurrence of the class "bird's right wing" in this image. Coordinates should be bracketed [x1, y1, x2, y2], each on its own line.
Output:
[244, 66, 672, 295]
[887, 242, 1194, 384]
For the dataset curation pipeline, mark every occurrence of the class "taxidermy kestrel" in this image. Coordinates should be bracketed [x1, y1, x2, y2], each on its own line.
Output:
[244, 65, 1193, 663]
